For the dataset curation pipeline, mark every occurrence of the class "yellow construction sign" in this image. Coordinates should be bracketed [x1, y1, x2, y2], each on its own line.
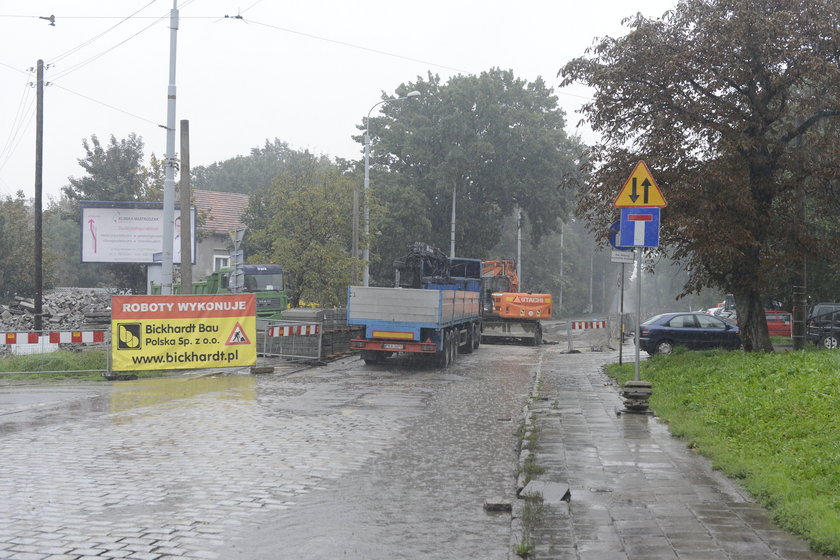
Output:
[614, 160, 667, 208]
[110, 294, 257, 371]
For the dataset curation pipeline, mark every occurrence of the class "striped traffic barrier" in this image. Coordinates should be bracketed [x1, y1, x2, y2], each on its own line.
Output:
[4, 331, 106, 344]
[266, 324, 320, 338]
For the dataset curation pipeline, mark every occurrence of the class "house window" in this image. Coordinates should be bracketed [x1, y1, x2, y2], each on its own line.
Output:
[214, 255, 230, 271]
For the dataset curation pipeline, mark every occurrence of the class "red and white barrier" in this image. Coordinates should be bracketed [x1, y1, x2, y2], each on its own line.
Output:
[49, 331, 106, 344]
[266, 324, 320, 338]
[4, 331, 106, 344]
[4, 332, 40, 344]
[570, 321, 606, 330]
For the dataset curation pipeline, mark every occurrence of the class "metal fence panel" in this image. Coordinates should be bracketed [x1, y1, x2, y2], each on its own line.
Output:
[262, 321, 323, 360]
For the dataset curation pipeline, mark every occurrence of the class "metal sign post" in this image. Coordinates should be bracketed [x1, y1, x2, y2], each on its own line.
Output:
[613, 160, 667, 413]
[634, 248, 642, 381]
[229, 228, 246, 293]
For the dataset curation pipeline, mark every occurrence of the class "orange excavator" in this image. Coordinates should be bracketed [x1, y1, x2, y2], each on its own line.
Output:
[481, 260, 552, 345]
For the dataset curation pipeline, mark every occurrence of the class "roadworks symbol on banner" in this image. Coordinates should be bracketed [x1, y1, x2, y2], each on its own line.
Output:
[226, 322, 251, 345]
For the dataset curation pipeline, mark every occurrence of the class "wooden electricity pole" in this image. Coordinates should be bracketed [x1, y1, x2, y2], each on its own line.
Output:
[179, 119, 192, 293]
[34, 59, 44, 332]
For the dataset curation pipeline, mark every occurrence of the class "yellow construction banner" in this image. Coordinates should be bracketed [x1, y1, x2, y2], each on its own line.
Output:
[111, 294, 257, 371]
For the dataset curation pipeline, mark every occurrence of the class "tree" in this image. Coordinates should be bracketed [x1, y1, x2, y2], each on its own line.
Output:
[242, 149, 344, 259]
[363, 69, 584, 284]
[561, 0, 840, 351]
[62, 133, 158, 205]
[0, 192, 37, 299]
[246, 158, 355, 308]
[192, 139, 307, 194]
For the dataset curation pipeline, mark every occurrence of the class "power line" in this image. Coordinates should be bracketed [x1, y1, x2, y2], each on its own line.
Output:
[48, 0, 158, 64]
[244, 18, 471, 74]
[0, 73, 36, 179]
[51, 82, 162, 127]
[0, 60, 29, 75]
[50, 10, 167, 81]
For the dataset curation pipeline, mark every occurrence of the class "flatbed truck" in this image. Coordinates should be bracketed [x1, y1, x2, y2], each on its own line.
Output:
[348, 243, 482, 367]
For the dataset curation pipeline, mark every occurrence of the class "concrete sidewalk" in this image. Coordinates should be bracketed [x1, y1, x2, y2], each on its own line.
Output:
[514, 343, 832, 560]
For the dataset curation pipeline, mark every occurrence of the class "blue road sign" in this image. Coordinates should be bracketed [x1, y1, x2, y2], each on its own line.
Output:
[619, 207, 660, 248]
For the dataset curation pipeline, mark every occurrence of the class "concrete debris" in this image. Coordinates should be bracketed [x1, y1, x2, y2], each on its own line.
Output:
[0, 289, 114, 333]
[621, 379, 653, 411]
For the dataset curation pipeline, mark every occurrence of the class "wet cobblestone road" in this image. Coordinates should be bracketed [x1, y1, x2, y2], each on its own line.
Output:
[0, 344, 537, 559]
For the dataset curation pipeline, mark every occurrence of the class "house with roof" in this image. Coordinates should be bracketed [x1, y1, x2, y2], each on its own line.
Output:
[191, 189, 250, 279]
[144, 189, 250, 293]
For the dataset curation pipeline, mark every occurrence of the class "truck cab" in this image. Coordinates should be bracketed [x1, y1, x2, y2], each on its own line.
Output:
[151, 264, 287, 319]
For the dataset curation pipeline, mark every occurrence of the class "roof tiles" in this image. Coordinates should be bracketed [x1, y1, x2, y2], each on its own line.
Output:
[192, 189, 249, 234]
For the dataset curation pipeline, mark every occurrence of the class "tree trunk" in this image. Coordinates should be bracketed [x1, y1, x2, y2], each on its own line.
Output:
[733, 289, 773, 352]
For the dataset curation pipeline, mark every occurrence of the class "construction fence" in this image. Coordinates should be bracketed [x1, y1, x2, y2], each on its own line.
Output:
[2, 307, 360, 375]
[557, 313, 632, 352]
[261, 308, 360, 362]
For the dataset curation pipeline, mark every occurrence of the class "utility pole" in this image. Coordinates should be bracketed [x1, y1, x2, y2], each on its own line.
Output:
[516, 209, 522, 290]
[34, 59, 44, 332]
[352, 184, 359, 284]
[179, 119, 192, 293]
[160, 0, 179, 295]
[449, 181, 457, 257]
[792, 116, 807, 350]
[558, 223, 564, 311]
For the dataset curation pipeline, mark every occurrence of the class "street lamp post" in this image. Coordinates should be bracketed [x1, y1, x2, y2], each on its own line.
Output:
[362, 90, 421, 286]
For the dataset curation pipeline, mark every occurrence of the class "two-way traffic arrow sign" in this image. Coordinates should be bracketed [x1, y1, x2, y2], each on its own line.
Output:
[614, 161, 667, 208]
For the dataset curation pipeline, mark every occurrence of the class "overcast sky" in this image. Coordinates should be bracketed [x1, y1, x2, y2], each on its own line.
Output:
[0, 0, 677, 201]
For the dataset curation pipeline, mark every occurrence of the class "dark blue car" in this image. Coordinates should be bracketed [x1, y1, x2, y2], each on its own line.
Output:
[639, 312, 742, 355]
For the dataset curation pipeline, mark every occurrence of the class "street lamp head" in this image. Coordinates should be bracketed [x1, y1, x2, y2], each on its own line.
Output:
[406, 90, 421, 98]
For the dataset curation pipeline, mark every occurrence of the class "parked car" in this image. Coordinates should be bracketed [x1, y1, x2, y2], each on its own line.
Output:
[639, 312, 742, 355]
[765, 310, 792, 337]
[806, 302, 840, 348]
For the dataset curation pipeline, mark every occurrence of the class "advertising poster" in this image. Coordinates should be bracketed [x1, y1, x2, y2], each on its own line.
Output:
[111, 294, 256, 371]
[81, 204, 195, 264]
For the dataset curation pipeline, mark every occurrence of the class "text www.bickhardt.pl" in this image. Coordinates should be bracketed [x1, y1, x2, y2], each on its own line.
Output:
[130, 349, 239, 365]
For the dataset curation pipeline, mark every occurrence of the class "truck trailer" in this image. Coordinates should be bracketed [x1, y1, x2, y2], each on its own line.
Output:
[348, 243, 482, 367]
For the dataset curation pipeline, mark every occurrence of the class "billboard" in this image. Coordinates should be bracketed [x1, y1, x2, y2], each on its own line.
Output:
[81, 203, 196, 264]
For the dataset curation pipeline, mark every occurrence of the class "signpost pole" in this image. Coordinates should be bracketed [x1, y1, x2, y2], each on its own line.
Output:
[229, 228, 246, 294]
[619, 262, 624, 365]
[634, 248, 642, 381]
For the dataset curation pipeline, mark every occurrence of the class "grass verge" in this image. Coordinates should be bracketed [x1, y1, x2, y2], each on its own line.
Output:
[606, 348, 840, 555]
[0, 349, 161, 381]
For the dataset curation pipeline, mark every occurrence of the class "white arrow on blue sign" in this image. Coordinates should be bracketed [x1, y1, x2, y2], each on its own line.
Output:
[619, 207, 660, 248]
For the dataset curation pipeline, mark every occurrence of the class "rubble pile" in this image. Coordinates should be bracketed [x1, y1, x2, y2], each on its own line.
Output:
[0, 289, 113, 332]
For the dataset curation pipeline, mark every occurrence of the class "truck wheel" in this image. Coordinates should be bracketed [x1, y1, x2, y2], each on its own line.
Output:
[463, 326, 474, 354]
[473, 324, 481, 349]
[450, 330, 458, 363]
[361, 350, 382, 365]
[434, 332, 449, 367]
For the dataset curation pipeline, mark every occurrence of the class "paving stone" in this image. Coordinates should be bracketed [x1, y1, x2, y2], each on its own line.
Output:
[518, 342, 833, 560]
